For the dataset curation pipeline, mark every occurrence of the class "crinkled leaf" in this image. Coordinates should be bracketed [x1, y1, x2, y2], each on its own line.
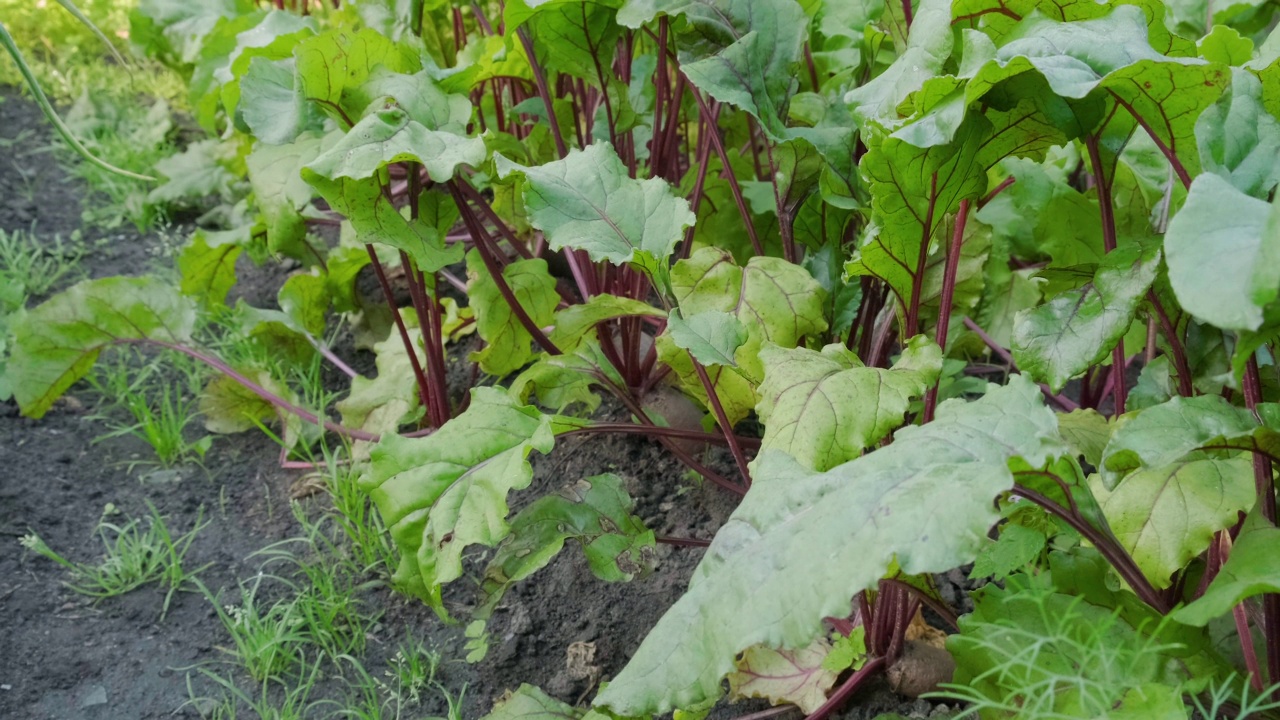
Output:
[148, 138, 242, 206]
[336, 322, 424, 437]
[971, 523, 1047, 580]
[548, 294, 665, 353]
[755, 336, 942, 472]
[304, 105, 484, 184]
[496, 142, 694, 279]
[595, 376, 1064, 715]
[1196, 69, 1280, 199]
[1164, 172, 1280, 332]
[1098, 394, 1271, 487]
[657, 248, 827, 426]
[466, 250, 559, 377]
[303, 176, 462, 272]
[246, 131, 331, 260]
[666, 310, 747, 367]
[360, 388, 555, 612]
[511, 338, 624, 415]
[239, 56, 323, 145]
[178, 229, 242, 307]
[726, 638, 837, 714]
[1097, 456, 1254, 589]
[1012, 240, 1160, 393]
[10, 277, 197, 418]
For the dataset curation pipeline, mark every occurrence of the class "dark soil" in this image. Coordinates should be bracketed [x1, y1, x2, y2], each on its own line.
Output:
[0, 89, 955, 720]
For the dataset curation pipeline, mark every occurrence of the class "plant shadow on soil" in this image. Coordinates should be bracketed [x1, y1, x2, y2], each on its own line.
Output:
[0, 90, 956, 720]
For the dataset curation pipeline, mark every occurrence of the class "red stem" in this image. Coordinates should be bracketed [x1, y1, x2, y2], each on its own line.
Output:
[803, 656, 888, 720]
[904, 173, 939, 337]
[365, 244, 433, 412]
[1085, 136, 1128, 415]
[1243, 357, 1280, 684]
[922, 199, 970, 422]
[689, 356, 753, 488]
[690, 88, 763, 256]
[122, 340, 379, 442]
[448, 182, 563, 356]
[1012, 481, 1168, 613]
[517, 28, 568, 159]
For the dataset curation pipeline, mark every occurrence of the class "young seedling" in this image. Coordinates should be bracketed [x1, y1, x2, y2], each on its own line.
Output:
[87, 349, 212, 470]
[20, 501, 209, 618]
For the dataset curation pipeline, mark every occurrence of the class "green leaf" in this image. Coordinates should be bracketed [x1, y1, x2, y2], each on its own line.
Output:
[510, 0, 624, 88]
[239, 56, 323, 145]
[496, 143, 695, 279]
[1198, 25, 1254, 66]
[1194, 68, 1280, 199]
[843, 0, 952, 129]
[1055, 408, 1112, 467]
[514, 337, 625, 416]
[847, 116, 990, 311]
[666, 310, 748, 367]
[1098, 394, 1267, 488]
[336, 324, 423, 437]
[188, 10, 315, 132]
[970, 523, 1047, 580]
[480, 684, 579, 719]
[147, 138, 242, 207]
[473, 474, 656, 652]
[1012, 240, 1161, 393]
[1098, 455, 1254, 588]
[657, 248, 828, 426]
[130, 0, 250, 66]
[360, 387, 555, 613]
[594, 376, 1064, 715]
[293, 27, 421, 124]
[303, 176, 462, 273]
[199, 368, 289, 434]
[618, 0, 808, 140]
[178, 229, 242, 307]
[466, 250, 559, 377]
[548, 294, 665, 353]
[1164, 172, 1280, 332]
[1174, 515, 1280, 626]
[10, 277, 198, 418]
[304, 105, 484, 184]
[246, 131, 331, 260]
[755, 336, 942, 472]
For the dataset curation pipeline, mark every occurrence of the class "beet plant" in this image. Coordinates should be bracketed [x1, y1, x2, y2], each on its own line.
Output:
[8, 0, 1280, 716]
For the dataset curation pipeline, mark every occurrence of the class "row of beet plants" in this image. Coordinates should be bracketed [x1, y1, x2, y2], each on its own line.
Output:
[8, 0, 1280, 716]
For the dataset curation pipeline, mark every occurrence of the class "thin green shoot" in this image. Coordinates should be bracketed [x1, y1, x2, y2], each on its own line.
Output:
[0, 17, 153, 180]
[201, 575, 314, 682]
[0, 227, 84, 303]
[1190, 674, 1280, 719]
[184, 653, 331, 720]
[86, 348, 212, 469]
[19, 501, 209, 618]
